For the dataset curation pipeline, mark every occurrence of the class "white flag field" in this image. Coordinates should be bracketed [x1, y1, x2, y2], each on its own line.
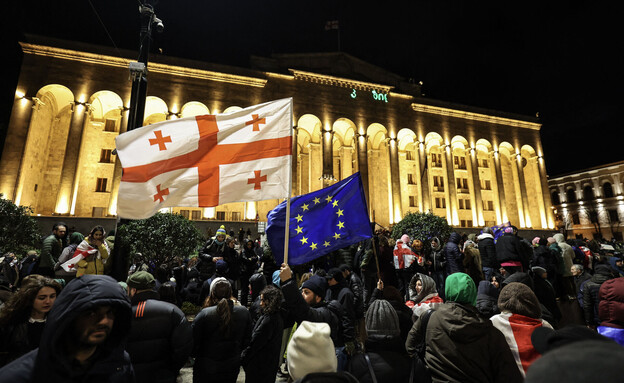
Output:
[115, 98, 293, 219]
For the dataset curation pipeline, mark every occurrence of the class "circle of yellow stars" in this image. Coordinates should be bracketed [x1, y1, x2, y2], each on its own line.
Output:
[293, 194, 346, 252]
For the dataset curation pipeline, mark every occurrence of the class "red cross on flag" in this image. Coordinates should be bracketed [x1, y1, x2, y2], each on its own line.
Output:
[114, 98, 293, 219]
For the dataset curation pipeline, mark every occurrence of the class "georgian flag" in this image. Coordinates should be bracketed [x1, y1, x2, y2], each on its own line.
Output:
[115, 98, 293, 219]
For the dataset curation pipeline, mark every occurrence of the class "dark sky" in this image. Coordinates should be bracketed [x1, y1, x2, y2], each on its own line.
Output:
[5, 1, 623, 177]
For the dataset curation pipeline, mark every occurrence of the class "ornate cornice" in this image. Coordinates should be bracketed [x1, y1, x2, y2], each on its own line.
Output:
[411, 103, 541, 130]
[20, 42, 267, 88]
[289, 69, 393, 93]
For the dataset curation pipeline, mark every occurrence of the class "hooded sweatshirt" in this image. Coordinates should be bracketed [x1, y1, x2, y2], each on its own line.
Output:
[406, 272, 522, 383]
[553, 234, 574, 277]
[0, 275, 134, 383]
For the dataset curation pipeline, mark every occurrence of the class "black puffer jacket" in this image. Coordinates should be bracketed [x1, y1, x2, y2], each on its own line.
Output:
[583, 264, 616, 326]
[325, 281, 355, 345]
[477, 233, 498, 269]
[126, 290, 193, 383]
[496, 233, 531, 269]
[0, 275, 134, 383]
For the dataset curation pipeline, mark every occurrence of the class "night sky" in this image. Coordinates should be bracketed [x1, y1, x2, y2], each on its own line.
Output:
[4, 1, 623, 177]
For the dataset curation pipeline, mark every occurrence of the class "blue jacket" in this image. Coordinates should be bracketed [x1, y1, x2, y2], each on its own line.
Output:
[0, 275, 134, 383]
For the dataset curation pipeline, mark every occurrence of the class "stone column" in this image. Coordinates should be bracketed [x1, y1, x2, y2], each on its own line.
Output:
[443, 145, 458, 225]
[389, 137, 402, 223]
[614, 174, 623, 195]
[108, 107, 128, 216]
[535, 156, 552, 229]
[468, 148, 484, 226]
[492, 151, 507, 224]
[417, 142, 430, 212]
[357, 133, 370, 206]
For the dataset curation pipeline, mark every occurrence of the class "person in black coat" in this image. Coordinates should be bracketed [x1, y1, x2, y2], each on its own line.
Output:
[325, 268, 356, 353]
[583, 264, 617, 328]
[192, 278, 252, 383]
[369, 281, 414, 342]
[477, 227, 499, 281]
[476, 278, 500, 318]
[240, 240, 259, 307]
[496, 226, 531, 274]
[248, 272, 267, 325]
[444, 232, 463, 275]
[349, 299, 410, 383]
[125, 271, 193, 383]
[278, 264, 343, 346]
[241, 285, 284, 383]
[0, 275, 135, 383]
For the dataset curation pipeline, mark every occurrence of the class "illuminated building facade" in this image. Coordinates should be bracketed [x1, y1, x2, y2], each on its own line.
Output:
[0, 36, 555, 230]
[549, 161, 624, 241]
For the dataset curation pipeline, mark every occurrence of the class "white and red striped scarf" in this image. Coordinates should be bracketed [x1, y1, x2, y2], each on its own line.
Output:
[490, 312, 552, 376]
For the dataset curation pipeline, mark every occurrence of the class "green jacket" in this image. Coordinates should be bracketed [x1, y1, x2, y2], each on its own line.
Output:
[39, 235, 62, 269]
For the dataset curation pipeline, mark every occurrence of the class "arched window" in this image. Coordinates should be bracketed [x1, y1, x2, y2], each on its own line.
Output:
[583, 185, 595, 201]
[566, 188, 577, 203]
[603, 182, 614, 198]
[551, 191, 560, 205]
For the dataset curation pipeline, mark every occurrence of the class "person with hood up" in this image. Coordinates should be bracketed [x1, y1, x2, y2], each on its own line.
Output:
[325, 268, 356, 361]
[476, 274, 502, 318]
[406, 272, 443, 320]
[0, 274, 134, 383]
[490, 282, 553, 377]
[597, 277, 624, 345]
[443, 232, 463, 276]
[553, 233, 576, 298]
[531, 237, 557, 286]
[427, 237, 446, 300]
[477, 227, 499, 281]
[405, 272, 522, 383]
[496, 226, 531, 275]
[349, 299, 411, 383]
[583, 264, 617, 328]
[501, 272, 559, 328]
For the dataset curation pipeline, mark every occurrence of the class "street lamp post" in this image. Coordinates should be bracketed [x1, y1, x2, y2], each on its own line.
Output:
[111, 1, 163, 281]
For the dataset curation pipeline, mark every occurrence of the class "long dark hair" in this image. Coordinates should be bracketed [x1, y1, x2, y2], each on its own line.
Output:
[260, 285, 283, 315]
[0, 275, 62, 326]
[207, 279, 233, 336]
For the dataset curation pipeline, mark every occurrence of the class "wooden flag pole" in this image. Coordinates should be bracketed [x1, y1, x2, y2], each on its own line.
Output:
[283, 100, 294, 265]
[371, 236, 381, 280]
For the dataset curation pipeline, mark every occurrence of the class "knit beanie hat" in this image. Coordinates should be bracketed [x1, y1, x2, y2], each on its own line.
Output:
[445, 272, 477, 306]
[498, 282, 542, 319]
[216, 225, 227, 237]
[532, 237, 541, 246]
[215, 259, 229, 275]
[126, 270, 155, 291]
[287, 321, 337, 380]
[365, 299, 400, 340]
[301, 275, 328, 298]
[401, 234, 410, 244]
[547, 237, 556, 245]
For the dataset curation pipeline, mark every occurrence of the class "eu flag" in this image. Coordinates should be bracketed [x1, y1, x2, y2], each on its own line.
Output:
[266, 172, 373, 265]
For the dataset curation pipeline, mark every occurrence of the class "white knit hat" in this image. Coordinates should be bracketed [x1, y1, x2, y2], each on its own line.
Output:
[287, 321, 337, 380]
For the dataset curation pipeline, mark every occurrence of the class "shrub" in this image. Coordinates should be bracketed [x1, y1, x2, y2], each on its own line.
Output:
[391, 211, 452, 254]
[0, 194, 41, 257]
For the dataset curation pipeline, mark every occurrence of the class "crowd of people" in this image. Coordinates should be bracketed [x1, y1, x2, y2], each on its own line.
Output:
[1, 221, 623, 383]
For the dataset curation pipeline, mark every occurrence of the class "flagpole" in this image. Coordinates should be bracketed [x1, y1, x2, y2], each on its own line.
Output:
[283, 99, 294, 264]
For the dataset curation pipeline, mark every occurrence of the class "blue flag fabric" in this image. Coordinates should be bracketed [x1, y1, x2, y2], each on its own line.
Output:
[490, 221, 511, 243]
[266, 172, 373, 266]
